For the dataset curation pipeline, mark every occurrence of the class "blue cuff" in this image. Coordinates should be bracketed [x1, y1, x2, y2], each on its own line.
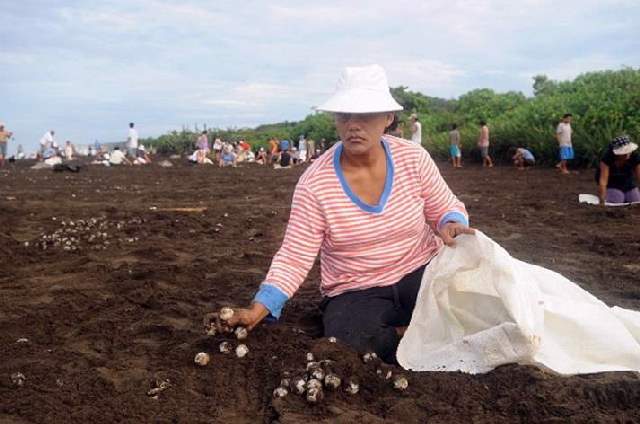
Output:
[437, 211, 469, 231]
[253, 283, 289, 320]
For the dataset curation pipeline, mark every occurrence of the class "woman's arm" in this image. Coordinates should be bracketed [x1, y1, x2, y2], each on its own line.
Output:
[418, 150, 471, 243]
[226, 184, 326, 329]
[598, 161, 609, 205]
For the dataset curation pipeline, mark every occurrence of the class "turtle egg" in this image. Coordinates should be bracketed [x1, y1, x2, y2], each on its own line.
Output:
[306, 378, 322, 391]
[306, 352, 315, 362]
[363, 352, 378, 363]
[293, 377, 307, 395]
[219, 341, 232, 354]
[235, 344, 249, 358]
[324, 373, 341, 390]
[219, 307, 235, 321]
[393, 376, 409, 391]
[235, 326, 248, 340]
[306, 387, 324, 403]
[194, 352, 210, 366]
[273, 387, 288, 398]
[345, 380, 359, 394]
[11, 372, 26, 387]
[311, 368, 325, 381]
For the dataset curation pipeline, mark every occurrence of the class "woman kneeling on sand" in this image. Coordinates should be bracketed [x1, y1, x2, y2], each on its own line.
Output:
[596, 135, 640, 205]
[219, 65, 474, 363]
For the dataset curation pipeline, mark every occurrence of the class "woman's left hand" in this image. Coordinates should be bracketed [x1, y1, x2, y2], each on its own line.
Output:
[439, 222, 476, 246]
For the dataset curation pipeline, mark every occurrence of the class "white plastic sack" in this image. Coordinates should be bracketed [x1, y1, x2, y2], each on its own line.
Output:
[397, 231, 640, 375]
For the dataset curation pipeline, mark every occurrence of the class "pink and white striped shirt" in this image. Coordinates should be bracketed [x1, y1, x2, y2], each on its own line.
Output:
[254, 135, 468, 318]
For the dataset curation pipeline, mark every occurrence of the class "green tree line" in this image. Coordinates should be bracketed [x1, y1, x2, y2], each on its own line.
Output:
[144, 67, 640, 166]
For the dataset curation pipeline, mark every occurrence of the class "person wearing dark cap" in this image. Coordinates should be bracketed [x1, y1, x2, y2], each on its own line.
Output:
[596, 135, 640, 205]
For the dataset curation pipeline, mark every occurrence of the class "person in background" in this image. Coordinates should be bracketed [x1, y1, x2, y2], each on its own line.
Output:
[218, 64, 472, 363]
[268, 137, 279, 164]
[127, 122, 139, 159]
[279, 138, 290, 154]
[449, 124, 462, 168]
[596, 135, 640, 205]
[307, 138, 316, 161]
[274, 149, 291, 169]
[409, 113, 422, 146]
[0, 123, 13, 167]
[298, 134, 308, 163]
[39, 130, 55, 158]
[64, 140, 76, 160]
[290, 146, 300, 165]
[478, 121, 493, 168]
[213, 137, 223, 163]
[556, 113, 573, 175]
[196, 131, 209, 163]
[109, 146, 131, 166]
[16, 144, 25, 160]
[220, 143, 237, 167]
[512, 147, 535, 170]
[134, 145, 153, 165]
[256, 147, 268, 165]
[319, 138, 327, 153]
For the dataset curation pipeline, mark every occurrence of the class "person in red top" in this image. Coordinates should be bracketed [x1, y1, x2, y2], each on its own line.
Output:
[239, 139, 251, 151]
[217, 65, 474, 363]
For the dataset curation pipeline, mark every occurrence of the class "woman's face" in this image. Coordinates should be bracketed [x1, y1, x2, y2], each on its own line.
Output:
[334, 112, 394, 155]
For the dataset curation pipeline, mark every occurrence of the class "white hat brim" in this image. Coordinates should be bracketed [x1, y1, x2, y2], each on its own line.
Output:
[613, 142, 638, 155]
[316, 88, 403, 113]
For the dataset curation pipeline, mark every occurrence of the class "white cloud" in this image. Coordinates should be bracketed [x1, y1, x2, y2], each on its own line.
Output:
[522, 54, 628, 81]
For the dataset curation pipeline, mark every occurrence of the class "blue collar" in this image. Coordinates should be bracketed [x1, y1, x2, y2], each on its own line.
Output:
[333, 139, 394, 214]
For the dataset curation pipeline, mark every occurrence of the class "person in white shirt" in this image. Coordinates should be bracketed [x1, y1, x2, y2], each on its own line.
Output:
[109, 146, 132, 166]
[410, 113, 422, 146]
[39, 130, 55, 158]
[64, 140, 76, 160]
[127, 122, 139, 158]
[298, 134, 308, 162]
[556, 113, 573, 175]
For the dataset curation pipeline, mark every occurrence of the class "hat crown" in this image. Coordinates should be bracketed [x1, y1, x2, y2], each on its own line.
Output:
[316, 64, 402, 113]
[337, 64, 390, 92]
[612, 135, 630, 148]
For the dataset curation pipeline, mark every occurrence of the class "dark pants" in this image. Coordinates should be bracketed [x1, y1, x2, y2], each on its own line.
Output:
[321, 264, 427, 364]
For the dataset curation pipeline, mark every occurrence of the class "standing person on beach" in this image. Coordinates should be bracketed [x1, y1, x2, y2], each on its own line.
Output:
[298, 135, 308, 163]
[215, 64, 473, 363]
[39, 130, 55, 158]
[449, 124, 462, 168]
[212, 137, 223, 163]
[0, 123, 13, 167]
[409, 113, 422, 146]
[196, 131, 209, 163]
[127, 123, 139, 158]
[556, 113, 573, 175]
[64, 140, 76, 160]
[478, 121, 493, 168]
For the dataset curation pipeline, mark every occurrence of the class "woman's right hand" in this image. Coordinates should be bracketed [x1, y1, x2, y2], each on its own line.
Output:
[204, 302, 269, 332]
[224, 302, 270, 331]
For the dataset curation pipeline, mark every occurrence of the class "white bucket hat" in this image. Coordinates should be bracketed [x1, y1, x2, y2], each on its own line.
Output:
[611, 135, 638, 155]
[316, 64, 403, 113]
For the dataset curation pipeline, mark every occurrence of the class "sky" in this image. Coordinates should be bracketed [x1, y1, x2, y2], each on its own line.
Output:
[1, 0, 639, 154]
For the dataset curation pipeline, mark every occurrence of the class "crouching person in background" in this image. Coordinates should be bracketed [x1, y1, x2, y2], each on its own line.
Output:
[597, 135, 640, 205]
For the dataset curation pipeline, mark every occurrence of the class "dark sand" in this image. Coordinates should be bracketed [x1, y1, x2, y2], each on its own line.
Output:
[1, 158, 639, 423]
